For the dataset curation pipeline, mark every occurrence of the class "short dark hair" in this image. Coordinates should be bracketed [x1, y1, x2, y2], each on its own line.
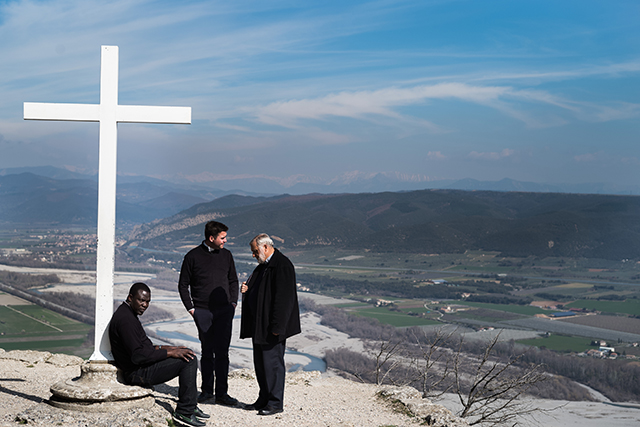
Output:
[129, 282, 150, 298]
[205, 221, 228, 239]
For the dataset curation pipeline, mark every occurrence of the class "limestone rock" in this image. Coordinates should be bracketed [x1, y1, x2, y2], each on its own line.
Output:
[229, 367, 255, 379]
[0, 349, 52, 364]
[46, 353, 84, 367]
[286, 369, 322, 385]
[379, 386, 470, 427]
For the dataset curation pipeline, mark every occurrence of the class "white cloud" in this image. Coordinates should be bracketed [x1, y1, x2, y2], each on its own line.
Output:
[250, 83, 510, 129]
[248, 79, 637, 132]
[427, 151, 445, 160]
[468, 148, 515, 160]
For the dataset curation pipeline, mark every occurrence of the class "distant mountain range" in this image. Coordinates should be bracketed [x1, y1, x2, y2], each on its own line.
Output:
[129, 190, 640, 261]
[0, 170, 257, 226]
[161, 171, 640, 196]
[2, 166, 639, 197]
[1, 166, 639, 233]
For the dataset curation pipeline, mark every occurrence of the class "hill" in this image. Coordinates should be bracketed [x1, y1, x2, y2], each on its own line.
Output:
[0, 173, 211, 226]
[128, 190, 640, 260]
[2, 349, 640, 427]
[0, 349, 464, 427]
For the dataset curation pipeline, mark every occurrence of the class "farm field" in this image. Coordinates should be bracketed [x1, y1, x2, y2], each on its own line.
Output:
[558, 314, 640, 335]
[0, 304, 91, 357]
[450, 301, 547, 316]
[565, 300, 640, 316]
[352, 306, 441, 327]
[443, 307, 523, 322]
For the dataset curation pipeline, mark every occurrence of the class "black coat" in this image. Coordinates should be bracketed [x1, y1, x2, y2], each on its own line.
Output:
[240, 249, 301, 345]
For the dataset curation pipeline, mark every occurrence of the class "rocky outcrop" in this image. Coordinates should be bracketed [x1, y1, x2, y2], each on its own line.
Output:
[0, 349, 84, 366]
[0, 349, 468, 427]
[378, 386, 469, 427]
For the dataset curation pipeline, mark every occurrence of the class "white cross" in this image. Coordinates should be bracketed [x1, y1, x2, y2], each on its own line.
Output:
[24, 45, 191, 362]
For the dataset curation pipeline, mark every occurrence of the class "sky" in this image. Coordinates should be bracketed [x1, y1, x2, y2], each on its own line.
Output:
[1, 0, 639, 188]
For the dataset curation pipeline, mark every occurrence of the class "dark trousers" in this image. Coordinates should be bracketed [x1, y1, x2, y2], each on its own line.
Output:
[193, 304, 235, 395]
[125, 357, 198, 416]
[253, 338, 286, 410]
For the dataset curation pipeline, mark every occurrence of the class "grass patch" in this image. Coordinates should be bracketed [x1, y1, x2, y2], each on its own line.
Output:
[447, 265, 514, 273]
[446, 308, 522, 322]
[332, 302, 370, 308]
[0, 338, 87, 351]
[10, 305, 84, 328]
[0, 304, 92, 357]
[556, 282, 594, 289]
[353, 307, 440, 327]
[450, 301, 546, 316]
[398, 306, 431, 315]
[0, 306, 61, 335]
[566, 299, 640, 316]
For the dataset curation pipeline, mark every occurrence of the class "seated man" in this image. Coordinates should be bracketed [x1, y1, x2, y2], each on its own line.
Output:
[109, 282, 209, 427]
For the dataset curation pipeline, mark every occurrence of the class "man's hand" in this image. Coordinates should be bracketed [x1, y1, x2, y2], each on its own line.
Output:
[166, 346, 196, 362]
[188, 308, 195, 317]
[241, 281, 248, 293]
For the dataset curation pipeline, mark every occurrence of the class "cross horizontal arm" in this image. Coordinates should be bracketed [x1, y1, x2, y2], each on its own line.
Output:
[117, 105, 191, 124]
[24, 102, 100, 122]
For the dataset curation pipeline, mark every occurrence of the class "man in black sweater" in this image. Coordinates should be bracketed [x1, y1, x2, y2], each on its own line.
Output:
[109, 282, 208, 427]
[178, 221, 239, 406]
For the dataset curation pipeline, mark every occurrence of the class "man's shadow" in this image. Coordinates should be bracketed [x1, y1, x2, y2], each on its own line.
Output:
[0, 379, 42, 404]
[152, 383, 179, 413]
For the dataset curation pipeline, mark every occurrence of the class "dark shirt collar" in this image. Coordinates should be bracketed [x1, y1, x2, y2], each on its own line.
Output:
[123, 301, 138, 317]
[202, 240, 219, 253]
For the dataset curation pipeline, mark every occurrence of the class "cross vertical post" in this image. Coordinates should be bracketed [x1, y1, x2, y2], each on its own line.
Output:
[24, 45, 191, 361]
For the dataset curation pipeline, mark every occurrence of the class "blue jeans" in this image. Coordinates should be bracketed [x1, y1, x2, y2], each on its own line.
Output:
[125, 356, 198, 416]
[193, 304, 235, 395]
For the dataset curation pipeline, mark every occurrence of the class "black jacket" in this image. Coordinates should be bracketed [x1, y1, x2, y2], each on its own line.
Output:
[109, 302, 167, 373]
[240, 249, 301, 345]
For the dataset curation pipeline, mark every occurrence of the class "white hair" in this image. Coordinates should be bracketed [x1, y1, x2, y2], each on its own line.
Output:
[252, 233, 273, 247]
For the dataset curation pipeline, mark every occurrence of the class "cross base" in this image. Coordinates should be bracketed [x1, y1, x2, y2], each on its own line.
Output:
[48, 361, 154, 413]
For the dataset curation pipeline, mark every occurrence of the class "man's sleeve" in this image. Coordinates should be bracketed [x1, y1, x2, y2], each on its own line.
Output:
[114, 315, 167, 366]
[178, 254, 194, 311]
[229, 253, 239, 304]
[269, 259, 296, 336]
[129, 331, 167, 366]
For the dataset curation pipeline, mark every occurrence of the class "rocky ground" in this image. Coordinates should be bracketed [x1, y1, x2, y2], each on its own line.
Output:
[2, 349, 640, 427]
[0, 349, 465, 427]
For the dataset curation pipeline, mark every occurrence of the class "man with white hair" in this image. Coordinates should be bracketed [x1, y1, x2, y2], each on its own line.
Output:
[240, 233, 301, 416]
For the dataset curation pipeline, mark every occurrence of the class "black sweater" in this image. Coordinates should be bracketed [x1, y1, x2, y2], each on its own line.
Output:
[178, 242, 239, 311]
[109, 302, 167, 373]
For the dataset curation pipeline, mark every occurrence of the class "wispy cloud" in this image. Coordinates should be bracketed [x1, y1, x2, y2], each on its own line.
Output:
[250, 83, 507, 129]
[427, 151, 445, 160]
[468, 149, 515, 161]
[1, 0, 639, 185]
[246, 82, 618, 132]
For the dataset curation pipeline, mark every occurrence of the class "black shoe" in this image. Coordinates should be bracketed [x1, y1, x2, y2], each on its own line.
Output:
[193, 407, 210, 420]
[258, 407, 283, 416]
[215, 394, 239, 407]
[172, 412, 206, 427]
[243, 401, 266, 411]
[197, 391, 214, 403]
